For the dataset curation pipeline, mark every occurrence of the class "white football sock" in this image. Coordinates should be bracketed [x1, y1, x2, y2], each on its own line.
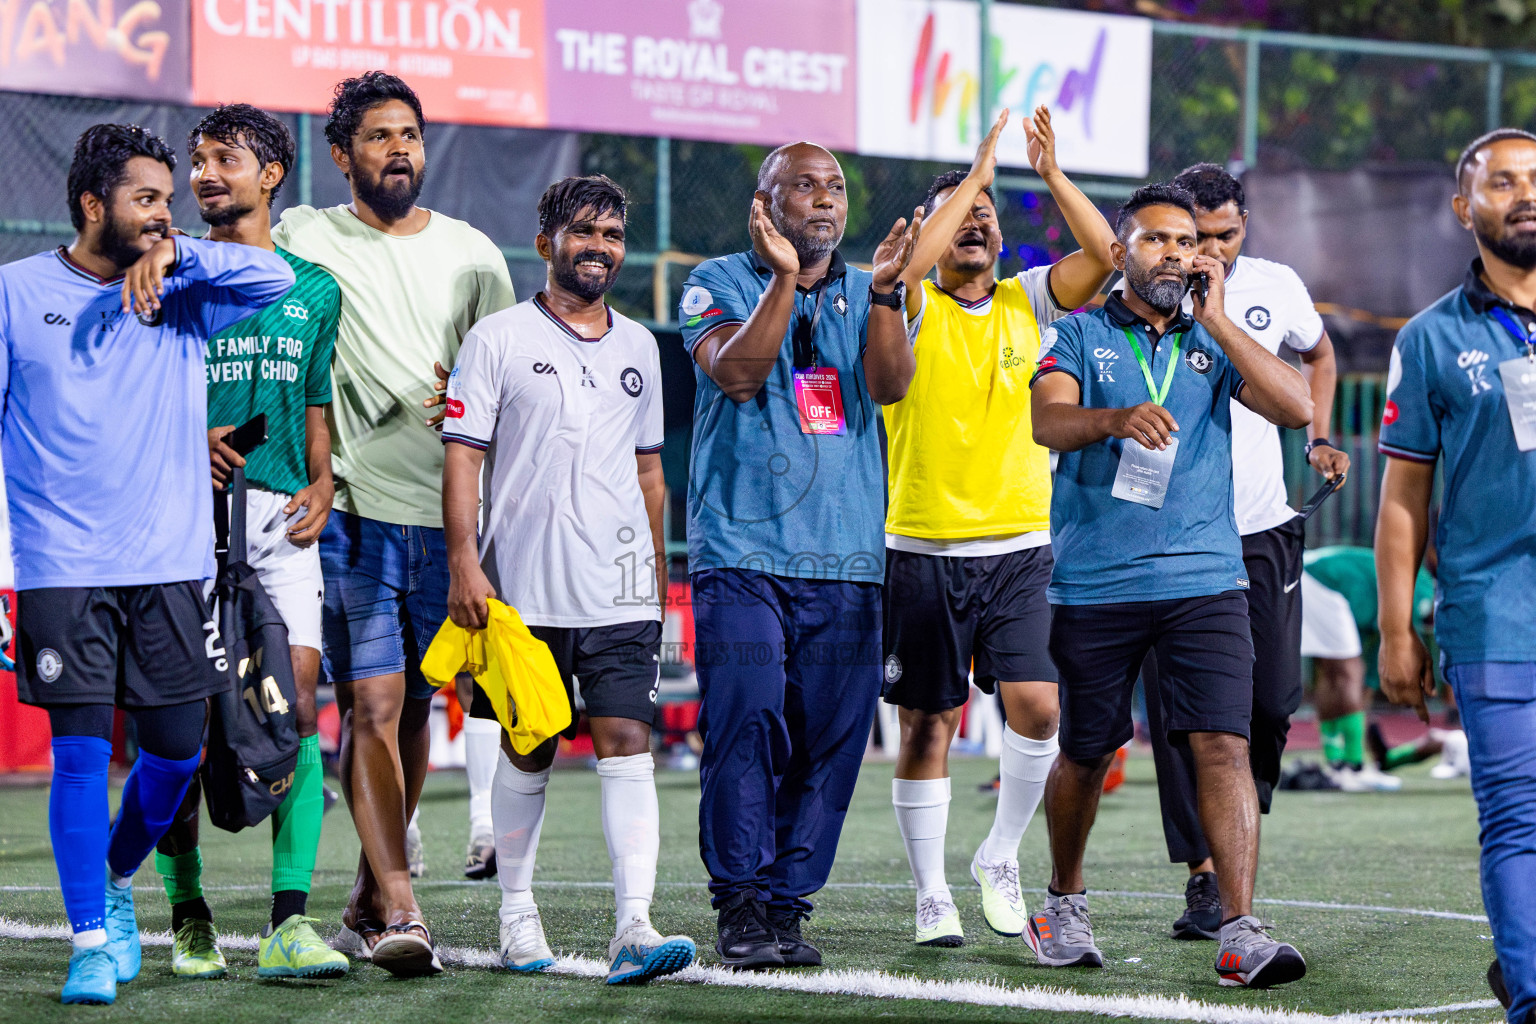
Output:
[492, 749, 549, 921]
[463, 717, 501, 837]
[980, 727, 1059, 865]
[892, 777, 951, 902]
[597, 752, 659, 934]
[73, 929, 107, 951]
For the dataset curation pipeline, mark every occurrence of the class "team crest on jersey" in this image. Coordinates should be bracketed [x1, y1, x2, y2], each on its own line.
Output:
[833, 293, 848, 316]
[620, 367, 644, 397]
[1185, 348, 1213, 374]
[37, 648, 62, 683]
[282, 301, 309, 323]
[884, 655, 902, 684]
[1244, 306, 1271, 330]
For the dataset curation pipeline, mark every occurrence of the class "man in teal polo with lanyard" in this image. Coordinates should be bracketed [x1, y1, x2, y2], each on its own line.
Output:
[1029, 182, 1314, 988]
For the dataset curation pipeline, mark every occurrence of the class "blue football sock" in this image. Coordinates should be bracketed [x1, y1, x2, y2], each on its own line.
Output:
[49, 737, 112, 936]
[106, 749, 201, 880]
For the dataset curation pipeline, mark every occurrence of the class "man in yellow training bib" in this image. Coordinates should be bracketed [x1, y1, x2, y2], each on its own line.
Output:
[882, 107, 1116, 949]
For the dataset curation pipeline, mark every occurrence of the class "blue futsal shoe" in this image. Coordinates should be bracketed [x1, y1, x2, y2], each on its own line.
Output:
[61, 946, 118, 1005]
[606, 921, 696, 985]
[103, 880, 141, 982]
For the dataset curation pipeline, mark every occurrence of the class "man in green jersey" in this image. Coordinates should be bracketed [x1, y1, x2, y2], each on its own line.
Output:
[1299, 545, 1454, 789]
[152, 104, 349, 981]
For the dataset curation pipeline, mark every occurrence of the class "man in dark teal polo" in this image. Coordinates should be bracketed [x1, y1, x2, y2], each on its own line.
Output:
[1028, 182, 1314, 988]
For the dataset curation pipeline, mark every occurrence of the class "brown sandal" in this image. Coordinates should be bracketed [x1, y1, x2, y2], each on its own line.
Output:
[371, 920, 443, 977]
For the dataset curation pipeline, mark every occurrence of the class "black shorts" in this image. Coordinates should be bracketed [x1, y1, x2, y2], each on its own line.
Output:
[1049, 592, 1254, 763]
[15, 583, 225, 709]
[882, 545, 1058, 713]
[470, 619, 661, 737]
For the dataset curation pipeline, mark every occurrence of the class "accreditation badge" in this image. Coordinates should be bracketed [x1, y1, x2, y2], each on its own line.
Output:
[1499, 356, 1536, 451]
[1111, 437, 1178, 509]
[793, 367, 846, 435]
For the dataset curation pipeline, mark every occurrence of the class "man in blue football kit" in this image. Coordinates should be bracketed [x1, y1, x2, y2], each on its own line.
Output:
[0, 124, 294, 1005]
[1378, 128, 1536, 1024]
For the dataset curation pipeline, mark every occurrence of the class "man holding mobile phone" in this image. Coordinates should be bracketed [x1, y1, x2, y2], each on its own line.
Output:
[149, 103, 349, 983]
[1029, 183, 1314, 987]
[1137, 164, 1351, 942]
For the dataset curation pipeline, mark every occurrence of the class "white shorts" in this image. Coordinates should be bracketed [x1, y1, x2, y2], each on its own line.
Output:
[1299, 572, 1363, 660]
[239, 488, 324, 652]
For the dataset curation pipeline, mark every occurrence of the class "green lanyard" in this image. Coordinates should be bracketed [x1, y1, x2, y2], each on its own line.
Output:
[1122, 327, 1181, 405]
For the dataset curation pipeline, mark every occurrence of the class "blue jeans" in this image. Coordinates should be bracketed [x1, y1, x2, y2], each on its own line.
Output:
[1446, 661, 1536, 1024]
[693, 569, 882, 916]
[318, 509, 449, 700]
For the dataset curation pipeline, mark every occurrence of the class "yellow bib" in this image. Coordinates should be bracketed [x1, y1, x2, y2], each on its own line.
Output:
[885, 278, 1053, 540]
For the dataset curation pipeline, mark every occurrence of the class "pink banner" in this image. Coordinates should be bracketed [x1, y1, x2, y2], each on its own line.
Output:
[0, 0, 191, 103]
[545, 0, 856, 150]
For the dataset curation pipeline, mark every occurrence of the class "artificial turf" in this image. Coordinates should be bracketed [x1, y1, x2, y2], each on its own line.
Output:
[0, 751, 1496, 1023]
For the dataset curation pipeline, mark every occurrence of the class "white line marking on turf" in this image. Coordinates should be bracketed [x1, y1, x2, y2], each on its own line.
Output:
[0, 883, 1490, 923]
[0, 917, 1467, 1024]
[1360, 1001, 1501, 1018]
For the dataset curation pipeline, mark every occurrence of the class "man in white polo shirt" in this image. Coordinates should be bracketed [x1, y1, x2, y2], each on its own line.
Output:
[1141, 163, 1350, 941]
[442, 175, 695, 986]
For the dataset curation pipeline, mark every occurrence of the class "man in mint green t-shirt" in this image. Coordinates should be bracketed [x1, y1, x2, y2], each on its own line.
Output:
[151, 104, 348, 983]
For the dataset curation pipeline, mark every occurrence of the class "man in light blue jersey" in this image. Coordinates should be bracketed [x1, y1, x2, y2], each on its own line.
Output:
[0, 123, 293, 1005]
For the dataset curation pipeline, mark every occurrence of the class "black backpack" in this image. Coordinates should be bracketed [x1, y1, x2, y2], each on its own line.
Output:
[201, 466, 302, 832]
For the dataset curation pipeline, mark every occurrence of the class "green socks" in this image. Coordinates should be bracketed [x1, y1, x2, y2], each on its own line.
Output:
[1321, 711, 1366, 768]
[155, 847, 204, 905]
[271, 734, 324, 896]
[1319, 717, 1343, 765]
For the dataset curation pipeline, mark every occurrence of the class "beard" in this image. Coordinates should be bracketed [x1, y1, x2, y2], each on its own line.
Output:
[1475, 205, 1536, 270]
[774, 206, 842, 268]
[101, 205, 166, 271]
[551, 249, 618, 302]
[1126, 257, 1188, 314]
[198, 194, 257, 228]
[354, 161, 425, 221]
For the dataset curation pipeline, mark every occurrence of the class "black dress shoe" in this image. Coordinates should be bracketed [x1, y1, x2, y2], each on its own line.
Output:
[768, 910, 822, 967]
[715, 892, 784, 971]
[1490, 959, 1511, 1009]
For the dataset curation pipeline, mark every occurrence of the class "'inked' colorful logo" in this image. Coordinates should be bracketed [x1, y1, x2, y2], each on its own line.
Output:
[908, 13, 1107, 145]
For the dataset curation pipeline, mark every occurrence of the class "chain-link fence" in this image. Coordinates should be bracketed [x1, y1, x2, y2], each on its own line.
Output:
[4, 12, 1525, 546]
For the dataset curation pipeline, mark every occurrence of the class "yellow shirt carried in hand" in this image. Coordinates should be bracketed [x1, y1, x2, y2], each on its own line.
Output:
[885, 273, 1058, 541]
[421, 600, 571, 755]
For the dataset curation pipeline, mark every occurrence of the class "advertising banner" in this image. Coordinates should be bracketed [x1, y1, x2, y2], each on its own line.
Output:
[0, 0, 192, 102]
[857, 0, 1151, 178]
[191, 0, 547, 126]
[545, 0, 857, 150]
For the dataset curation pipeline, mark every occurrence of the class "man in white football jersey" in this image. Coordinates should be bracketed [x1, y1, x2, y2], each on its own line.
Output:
[1142, 163, 1351, 940]
[441, 175, 695, 985]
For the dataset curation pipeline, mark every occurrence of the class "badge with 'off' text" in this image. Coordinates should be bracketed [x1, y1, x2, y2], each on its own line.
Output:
[793, 368, 846, 435]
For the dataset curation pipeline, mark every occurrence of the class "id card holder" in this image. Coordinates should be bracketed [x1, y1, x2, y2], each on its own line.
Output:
[793, 367, 846, 435]
[1111, 437, 1178, 509]
[1500, 356, 1536, 451]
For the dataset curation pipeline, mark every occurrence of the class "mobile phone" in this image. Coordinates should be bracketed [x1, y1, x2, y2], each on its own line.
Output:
[226, 414, 268, 457]
[1297, 475, 1342, 521]
[1194, 272, 1210, 307]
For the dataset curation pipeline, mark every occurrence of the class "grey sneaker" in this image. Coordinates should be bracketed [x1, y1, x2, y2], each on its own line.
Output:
[1215, 915, 1306, 988]
[1024, 892, 1103, 967]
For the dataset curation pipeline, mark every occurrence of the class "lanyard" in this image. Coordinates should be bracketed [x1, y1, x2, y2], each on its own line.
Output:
[1489, 307, 1536, 362]
[792, 281, 829, 370]
[1121, 327, 1181, 405]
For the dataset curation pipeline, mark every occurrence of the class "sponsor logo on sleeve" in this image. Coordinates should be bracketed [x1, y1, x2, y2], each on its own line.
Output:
[445, 399, 465, 419]
[685, 308, 723, 328]
[681, 285, 713, 317]
[1382, 399, 1399, 425]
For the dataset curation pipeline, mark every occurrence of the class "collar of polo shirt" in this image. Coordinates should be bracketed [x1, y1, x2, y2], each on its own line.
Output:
[750, 247, 849, 293]
[1103, 289, 1197, 340]
[1463, 256, 1536, 318]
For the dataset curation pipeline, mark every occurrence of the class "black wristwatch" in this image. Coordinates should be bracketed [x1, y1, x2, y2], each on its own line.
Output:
[870, 282, 906, 309]
[1304, 438, 1337, 458]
